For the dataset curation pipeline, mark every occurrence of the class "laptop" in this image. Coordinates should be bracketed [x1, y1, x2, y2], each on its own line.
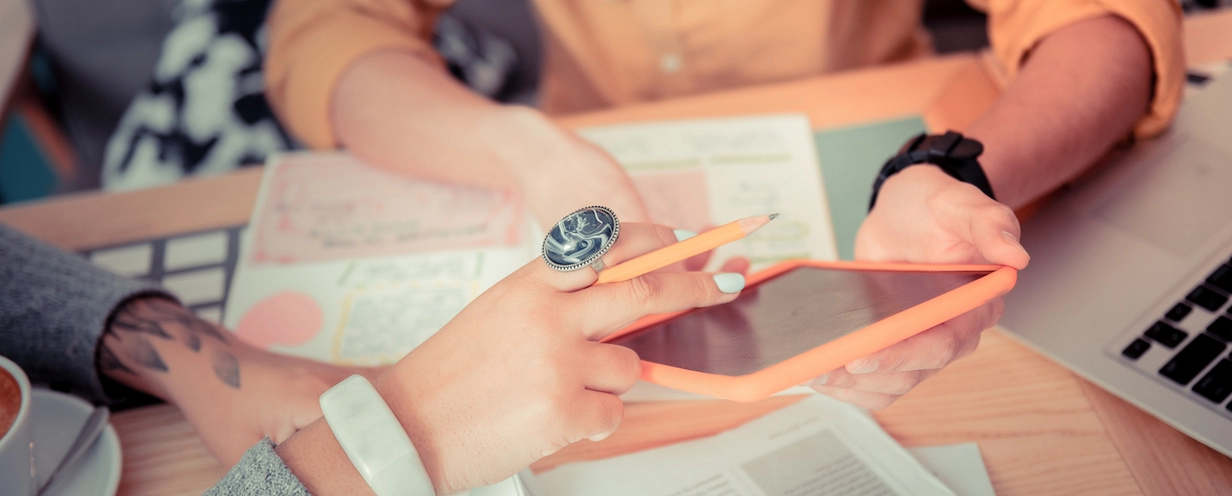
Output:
[999, 72, 1232, 457]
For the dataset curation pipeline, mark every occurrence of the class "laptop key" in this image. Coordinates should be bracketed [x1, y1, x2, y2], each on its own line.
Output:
[1208, 316, 1232, 342]
[1186, 285, 1229, 312]
[1160, 334, 1226, 385]
[1193, 359, 1232, 403]
[1209, 264, 1232, 293]
[1122, 339, 1151, 360]
[1165, 302, 1193, 323]
[1144, 321, 1188, 348]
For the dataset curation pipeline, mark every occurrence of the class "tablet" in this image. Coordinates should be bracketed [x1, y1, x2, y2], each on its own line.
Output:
[601, 260, 1017, 402]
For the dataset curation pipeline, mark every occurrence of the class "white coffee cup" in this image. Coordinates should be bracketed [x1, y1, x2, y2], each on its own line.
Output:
[0, 355, 35, 496]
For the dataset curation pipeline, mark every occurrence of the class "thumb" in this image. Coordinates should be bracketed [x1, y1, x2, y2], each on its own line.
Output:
[963, 202, 1030, 269]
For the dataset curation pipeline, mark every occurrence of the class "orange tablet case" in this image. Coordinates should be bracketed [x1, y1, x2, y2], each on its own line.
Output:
[601, 260, 1018, 402]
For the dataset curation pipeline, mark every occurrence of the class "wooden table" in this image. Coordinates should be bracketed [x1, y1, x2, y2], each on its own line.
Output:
[4, 9, 1232, 496]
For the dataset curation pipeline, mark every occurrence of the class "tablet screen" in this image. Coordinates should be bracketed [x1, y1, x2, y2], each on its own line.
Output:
[608, 267, 988, 376]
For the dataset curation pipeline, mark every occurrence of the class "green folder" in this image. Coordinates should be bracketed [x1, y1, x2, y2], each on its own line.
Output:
[814, 117, 927, 260]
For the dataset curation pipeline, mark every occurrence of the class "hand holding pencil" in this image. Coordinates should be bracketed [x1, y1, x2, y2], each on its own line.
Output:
[595, 213, 778, 284]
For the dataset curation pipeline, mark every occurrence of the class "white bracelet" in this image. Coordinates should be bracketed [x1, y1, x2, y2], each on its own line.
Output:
[320, 375, 436, 496]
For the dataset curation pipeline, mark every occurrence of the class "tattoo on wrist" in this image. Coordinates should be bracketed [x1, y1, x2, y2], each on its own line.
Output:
[101, 297, 241, 389]
[212, 351, 241, 389]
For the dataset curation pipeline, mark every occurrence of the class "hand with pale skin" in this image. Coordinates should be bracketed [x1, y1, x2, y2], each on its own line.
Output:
[505, 113, 652, 226]
[805, 166, 1027, 409]
[331, 51, 652, 229]
[275, 223, 747, 495]
[807, 15, 1154, 409]
[99, 297, 384, 465]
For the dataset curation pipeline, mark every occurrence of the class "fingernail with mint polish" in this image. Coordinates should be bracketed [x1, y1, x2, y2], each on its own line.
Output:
[713, 273, 745, 294]
[807, 375, 829, 387]
[674, 229, 698, 242]
[1000, 231, 1030, 258]
[847, 359, 878, 374]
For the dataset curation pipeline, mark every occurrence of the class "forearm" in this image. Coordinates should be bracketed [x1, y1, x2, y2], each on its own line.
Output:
[331, 50, 558, 192]
[99, 297, 243, 403]
[965, 15, 1153, 209]
[331, 49, 651, 225]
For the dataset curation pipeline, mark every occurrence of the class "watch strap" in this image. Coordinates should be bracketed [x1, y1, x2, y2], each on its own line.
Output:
[320, 375, 436, 496]
[869, 131, 995, 210]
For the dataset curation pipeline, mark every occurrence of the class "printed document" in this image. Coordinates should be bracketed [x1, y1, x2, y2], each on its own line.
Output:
[529, 395, 955, 496]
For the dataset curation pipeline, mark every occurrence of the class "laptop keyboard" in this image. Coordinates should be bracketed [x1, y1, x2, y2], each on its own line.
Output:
[1118, 255, 1232, 414]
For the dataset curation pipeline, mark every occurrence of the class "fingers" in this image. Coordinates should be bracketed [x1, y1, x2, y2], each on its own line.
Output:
[571, 271, 744, 339]
[935, 186, 1030, 269]
[841, 298, 1002, 376]
[718, 256, 750, 274]
[581, 343, 642, 395]
[969, 204, 1030, 269]
[576, 390, 625, 443]
[534, 223, 692, 292]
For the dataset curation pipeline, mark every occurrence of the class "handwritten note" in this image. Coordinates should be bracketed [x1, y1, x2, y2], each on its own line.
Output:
[251, 153, 523, 265]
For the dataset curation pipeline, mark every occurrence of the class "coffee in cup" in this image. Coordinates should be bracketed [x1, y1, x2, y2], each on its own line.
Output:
[0, 355, 34, 496]
[0, 366, 21, 438]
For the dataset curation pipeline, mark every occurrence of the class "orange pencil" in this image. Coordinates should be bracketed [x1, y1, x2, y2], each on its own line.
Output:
[596, 213, 778, 284]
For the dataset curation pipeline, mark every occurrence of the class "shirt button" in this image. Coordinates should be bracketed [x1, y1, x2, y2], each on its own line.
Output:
[659, 53, 682, 74]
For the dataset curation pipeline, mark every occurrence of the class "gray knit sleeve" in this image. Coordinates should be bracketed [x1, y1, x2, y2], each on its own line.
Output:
[0, 224, 173, 403]
[205, 438, 311, 496]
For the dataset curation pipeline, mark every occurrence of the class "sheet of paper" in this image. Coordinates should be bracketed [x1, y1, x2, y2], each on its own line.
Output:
[580, 114, 838, 269]
[250, 153, 524, 265]
[907, 444, 994, 496]
[530, 395, 954, 496]
[225, 153, 538, 365]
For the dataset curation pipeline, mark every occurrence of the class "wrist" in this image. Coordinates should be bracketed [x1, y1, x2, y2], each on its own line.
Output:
[871, 132, 994, 211]
[960, 125, 1018, 206]
[482, 106, 566, 180]
[372, 365, 449, 494]
[877, 164, 952, 203]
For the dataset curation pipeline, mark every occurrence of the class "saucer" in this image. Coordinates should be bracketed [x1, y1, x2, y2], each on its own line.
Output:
[31, 389, 122, 496]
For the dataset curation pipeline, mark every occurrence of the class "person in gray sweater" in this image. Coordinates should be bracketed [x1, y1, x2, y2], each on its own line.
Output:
[0, 222, 743, 494]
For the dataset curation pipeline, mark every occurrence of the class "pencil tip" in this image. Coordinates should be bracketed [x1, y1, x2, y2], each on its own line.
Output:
[768, 213, 779, 220]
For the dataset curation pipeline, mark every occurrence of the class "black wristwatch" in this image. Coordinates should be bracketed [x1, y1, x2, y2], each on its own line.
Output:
[868, 131, 995, 210]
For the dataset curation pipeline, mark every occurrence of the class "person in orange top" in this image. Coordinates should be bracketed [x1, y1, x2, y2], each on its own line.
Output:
[264, 1, 1180, 410]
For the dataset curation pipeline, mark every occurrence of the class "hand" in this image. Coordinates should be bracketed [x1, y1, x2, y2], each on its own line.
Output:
[808, 165, 1029, 409]
[373, 223, 744, 494]
[495, 108, 652, 227]
[101, 298, 384, 465]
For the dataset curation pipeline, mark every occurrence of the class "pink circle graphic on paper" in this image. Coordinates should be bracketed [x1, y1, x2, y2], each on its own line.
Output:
[234, 292, 323, 350]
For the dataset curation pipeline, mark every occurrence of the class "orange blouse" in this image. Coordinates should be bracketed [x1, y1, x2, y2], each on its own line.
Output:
[264, 0, 1182, 150]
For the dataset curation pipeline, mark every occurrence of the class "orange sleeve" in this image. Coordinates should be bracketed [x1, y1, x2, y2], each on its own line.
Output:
[265, 0, 451, 149]
[967, 0, 1183, 138]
